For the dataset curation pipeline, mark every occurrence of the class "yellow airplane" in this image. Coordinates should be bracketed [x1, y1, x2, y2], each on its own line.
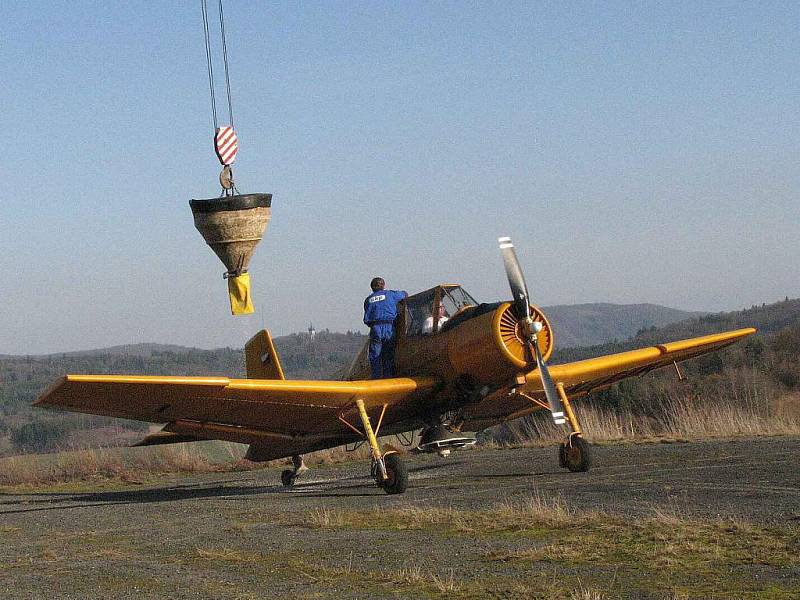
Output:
[36, 238, 755, 494]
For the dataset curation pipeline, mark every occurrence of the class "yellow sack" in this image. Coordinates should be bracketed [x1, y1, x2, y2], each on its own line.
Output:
[227, 272, 254, 315]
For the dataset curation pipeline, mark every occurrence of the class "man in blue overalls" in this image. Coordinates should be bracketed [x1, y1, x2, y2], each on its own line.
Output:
[363, 277, 407, 379]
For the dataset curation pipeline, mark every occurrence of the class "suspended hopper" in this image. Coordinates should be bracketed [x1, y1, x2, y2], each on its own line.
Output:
[190, 193, 272, 315]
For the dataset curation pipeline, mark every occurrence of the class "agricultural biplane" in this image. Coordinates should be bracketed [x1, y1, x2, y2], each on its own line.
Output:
[36, 239, 755, 494]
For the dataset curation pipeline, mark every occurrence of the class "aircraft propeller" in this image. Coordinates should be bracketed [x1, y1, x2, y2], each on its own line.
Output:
[498, 237, 566, 426]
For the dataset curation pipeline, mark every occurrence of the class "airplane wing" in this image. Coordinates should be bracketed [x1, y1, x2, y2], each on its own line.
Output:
[35, 375, 438, 461]
[458, 328, 756, 430]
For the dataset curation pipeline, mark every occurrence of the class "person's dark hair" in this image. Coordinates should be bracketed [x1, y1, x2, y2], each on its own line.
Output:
[370, 277, 385, 291]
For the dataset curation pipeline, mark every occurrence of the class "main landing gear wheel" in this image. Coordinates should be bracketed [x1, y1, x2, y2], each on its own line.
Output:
[559, 436, 592, 472]
[377, 453, 408, 495]
[281, 469, 296, 487]
[281, 455, 307, 488]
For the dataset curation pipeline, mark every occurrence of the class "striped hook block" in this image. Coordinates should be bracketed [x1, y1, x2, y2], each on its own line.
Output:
[214, 126, 239, 165]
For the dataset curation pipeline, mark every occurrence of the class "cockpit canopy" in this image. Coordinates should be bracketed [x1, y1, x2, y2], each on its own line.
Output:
[402, 285, 478, 336]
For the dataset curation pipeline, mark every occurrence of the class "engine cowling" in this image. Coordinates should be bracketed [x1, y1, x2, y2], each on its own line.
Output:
[446, 302, 553, 385]
[495, 302, 554, 367]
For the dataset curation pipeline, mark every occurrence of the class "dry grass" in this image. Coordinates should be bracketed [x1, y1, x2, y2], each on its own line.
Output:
[569, 587, 605, 600]
[380, 565, 463, 595]
[508, 390, 800, 446]
[0, 444, 234, 487]
[307, 506, 352, 529]
[194, 547, 259, 563]
[300, 493, 589, 535]
[431, 569, 461, 593]
[495, 492, 584, 527]
[391, 565, 424, 585]
[0, 433, 413, 488]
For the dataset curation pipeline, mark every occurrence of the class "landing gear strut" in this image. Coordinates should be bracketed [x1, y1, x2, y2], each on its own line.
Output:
[280, 454, 307, 488]
[351, 398, 408, 495]
[555, 383, 592, 472]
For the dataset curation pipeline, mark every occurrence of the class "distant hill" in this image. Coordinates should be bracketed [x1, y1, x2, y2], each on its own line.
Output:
[12, 302, 700, 360]
[541, 298, 800, 435]
[542, 303, 705, 348]
[0, 331, 366, 455]
[554, 297, 800, 363]
[62, 343, 197, 357]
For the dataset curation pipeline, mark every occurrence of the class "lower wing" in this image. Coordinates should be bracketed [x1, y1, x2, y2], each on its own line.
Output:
[458, 327, 756, 430]
[35, 375, 438, 461]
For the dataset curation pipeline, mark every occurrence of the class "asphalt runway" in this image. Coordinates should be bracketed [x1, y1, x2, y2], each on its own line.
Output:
[2, 437, 798, 522]
[1, 437, 798, 598]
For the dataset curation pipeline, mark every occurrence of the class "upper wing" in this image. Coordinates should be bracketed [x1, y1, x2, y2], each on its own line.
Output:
[459, 328, 756, 430]
[36, 375, 438, 460]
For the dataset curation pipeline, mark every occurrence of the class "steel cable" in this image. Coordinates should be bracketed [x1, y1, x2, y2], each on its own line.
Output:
[218, 0, 235, 130]
[201, 0, 218, 130]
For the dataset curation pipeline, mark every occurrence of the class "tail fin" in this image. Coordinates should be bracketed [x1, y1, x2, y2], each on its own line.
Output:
[244, 329, 285, 380]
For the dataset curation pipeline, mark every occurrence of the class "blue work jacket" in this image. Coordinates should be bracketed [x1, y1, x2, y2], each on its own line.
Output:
[363, 289, 407, 327]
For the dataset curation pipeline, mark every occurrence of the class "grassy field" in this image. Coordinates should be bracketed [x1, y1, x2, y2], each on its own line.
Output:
[3, 493, 797, 599]
[2, 437, 798, 599]
[269, 498, 799, 599]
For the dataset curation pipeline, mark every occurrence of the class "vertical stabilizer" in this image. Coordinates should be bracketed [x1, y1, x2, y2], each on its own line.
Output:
[245, 329, 285, 380]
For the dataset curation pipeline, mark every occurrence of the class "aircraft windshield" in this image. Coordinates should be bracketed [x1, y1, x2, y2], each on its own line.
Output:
[403, 288, 436, 336]
[441, 286, 477, 316]
[403, 286, 478, 336]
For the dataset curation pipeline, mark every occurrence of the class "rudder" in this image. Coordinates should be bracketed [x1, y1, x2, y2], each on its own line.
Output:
[245, 329, 285, 379]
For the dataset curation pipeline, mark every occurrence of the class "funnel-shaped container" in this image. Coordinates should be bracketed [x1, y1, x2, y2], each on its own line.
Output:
[189, 193, 272, 274]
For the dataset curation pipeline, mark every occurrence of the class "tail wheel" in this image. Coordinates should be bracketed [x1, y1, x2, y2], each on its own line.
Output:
[379, 453, 408, 495]
[559, 436, 592, 472]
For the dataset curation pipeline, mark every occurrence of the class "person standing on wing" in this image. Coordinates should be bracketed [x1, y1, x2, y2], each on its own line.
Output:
[363, 277, 407, 379]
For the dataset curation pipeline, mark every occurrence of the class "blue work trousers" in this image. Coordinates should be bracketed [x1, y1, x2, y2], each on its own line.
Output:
[368, 324, 396, 379]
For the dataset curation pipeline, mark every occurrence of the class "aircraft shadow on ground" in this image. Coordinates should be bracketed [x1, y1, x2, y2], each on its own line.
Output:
[0, 484, 376, 515]
[0, 462, 461, 514]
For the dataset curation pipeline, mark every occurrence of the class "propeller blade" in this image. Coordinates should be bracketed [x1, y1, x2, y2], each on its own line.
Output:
[532, 337, 566, 425]
[498, 237, 530, 319]
[498, 236, 566, 426]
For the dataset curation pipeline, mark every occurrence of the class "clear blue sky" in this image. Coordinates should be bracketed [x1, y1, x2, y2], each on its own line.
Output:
[1, 1, 798, 354]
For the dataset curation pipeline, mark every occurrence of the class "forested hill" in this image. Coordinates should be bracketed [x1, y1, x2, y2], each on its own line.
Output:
[0, 331, 366, 455]
[554, 297, 800, 364]
[543, 303, 705, 348]
[544, 298, 800, 436]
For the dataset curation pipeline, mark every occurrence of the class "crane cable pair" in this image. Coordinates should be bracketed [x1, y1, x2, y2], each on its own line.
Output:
[190, 2, 274, 317]
[201, 0, 239, 195]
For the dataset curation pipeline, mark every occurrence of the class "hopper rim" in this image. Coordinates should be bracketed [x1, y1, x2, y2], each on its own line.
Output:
[190, 193, 272, 213]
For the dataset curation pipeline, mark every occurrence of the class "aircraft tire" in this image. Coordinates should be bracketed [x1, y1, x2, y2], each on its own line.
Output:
[281, 469, 296, 488]
[380, 453, 408, 495]
[560, 436, 592, 472]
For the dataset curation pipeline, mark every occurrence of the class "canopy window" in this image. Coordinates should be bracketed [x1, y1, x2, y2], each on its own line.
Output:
[402, 286, 478, 336]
